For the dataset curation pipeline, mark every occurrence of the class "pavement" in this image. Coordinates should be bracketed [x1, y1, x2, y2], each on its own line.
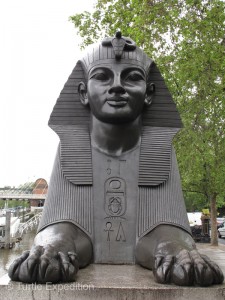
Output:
[196, 242, 225, 276]
[0, 242, 225, 300]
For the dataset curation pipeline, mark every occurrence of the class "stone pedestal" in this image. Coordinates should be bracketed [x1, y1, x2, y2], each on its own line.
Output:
[1, 264, 225, 300]
[1, 244, 225, 300]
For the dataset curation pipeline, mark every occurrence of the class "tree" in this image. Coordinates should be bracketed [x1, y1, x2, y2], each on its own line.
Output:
[70, 0, 225, 245]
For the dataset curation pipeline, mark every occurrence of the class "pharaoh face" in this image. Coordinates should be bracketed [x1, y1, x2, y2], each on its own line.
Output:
[79, 63, 153, 124]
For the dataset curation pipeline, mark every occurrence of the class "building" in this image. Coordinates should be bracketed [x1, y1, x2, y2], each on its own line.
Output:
[30, 178, 48, 209]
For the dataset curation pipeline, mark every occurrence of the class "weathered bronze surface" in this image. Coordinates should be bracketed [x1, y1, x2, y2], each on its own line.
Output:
[9, 33, 224, 286]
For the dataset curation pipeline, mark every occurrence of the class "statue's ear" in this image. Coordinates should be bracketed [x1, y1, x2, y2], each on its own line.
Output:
[144, 83, 155, 107]
[78, 81, 89, 106]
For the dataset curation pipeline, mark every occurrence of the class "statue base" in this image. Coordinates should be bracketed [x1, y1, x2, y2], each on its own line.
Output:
[1, 244, 225, 300]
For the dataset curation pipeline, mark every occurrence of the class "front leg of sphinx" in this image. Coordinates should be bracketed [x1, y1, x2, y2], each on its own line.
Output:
[8, 222, 93, 283]
[136, 224, 224, 286]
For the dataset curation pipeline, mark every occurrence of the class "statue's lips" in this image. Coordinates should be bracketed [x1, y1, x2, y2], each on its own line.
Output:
[106, 97, 128, 107]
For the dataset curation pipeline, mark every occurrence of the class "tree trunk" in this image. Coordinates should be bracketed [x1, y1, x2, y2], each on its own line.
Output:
[210, 193, 218, 246]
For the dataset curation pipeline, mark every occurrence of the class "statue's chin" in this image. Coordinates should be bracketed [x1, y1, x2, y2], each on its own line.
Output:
[91, 113, 141, 125]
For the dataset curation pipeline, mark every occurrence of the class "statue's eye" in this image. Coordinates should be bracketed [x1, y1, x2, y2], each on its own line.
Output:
[125, 72, 144, 81]
[90, 72, 109, 81]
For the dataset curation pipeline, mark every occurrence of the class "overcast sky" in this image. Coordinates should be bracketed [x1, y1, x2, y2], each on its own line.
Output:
[0, 0, 95, 187]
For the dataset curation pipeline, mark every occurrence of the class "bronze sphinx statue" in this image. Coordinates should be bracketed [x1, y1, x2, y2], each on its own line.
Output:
[9, 32, 224, 286]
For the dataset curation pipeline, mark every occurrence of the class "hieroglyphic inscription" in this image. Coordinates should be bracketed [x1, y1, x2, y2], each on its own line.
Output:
[107, 159, 112, 175]
[92, 146, 138, 263]
[118, 160, 126, 175]
[104, 177, 126, 217]
[104, 221, 126, 242]
[116, 222, 126, 241]
[104, 222, 114, 241]
[103, 160, 129, 251]
[105, 159, 127, 176]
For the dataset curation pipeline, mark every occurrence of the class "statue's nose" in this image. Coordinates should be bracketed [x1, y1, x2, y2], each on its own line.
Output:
[109, 75, 125, 94]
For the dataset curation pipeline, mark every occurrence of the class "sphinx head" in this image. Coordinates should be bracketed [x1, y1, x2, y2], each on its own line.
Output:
[48, 33, 182, 130]
[78, 32, 155, 124]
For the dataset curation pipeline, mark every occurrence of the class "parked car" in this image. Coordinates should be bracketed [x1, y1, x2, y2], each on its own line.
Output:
[217, 218, 225, 229]
[218, 221, 225, 238]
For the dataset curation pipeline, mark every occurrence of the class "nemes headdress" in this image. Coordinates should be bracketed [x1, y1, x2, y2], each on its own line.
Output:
[81, 31, 152, 74]
[48, 32, 183, 186]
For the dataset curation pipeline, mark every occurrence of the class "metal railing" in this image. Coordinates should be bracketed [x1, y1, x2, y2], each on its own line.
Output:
[16, 212, 42, 237]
